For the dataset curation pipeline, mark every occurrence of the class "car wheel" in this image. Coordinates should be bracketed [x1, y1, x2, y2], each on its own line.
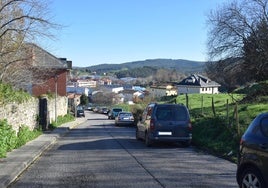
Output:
[145, 132, 152, 147]
[239, 167, 266, 188]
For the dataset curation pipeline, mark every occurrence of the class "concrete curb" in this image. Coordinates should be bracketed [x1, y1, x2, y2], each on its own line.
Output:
[0, 117, 87, 188]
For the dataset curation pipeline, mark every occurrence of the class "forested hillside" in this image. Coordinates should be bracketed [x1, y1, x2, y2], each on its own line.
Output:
[74, 59, 205, 75]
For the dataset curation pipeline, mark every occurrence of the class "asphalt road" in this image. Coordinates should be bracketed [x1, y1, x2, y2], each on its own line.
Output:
[9, 111, 238, 188]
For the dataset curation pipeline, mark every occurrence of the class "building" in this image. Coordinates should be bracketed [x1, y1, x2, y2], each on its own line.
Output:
[177, 74, 221, 94]
[149, 84, 178, 98]
[66, 86, 92, 96]
[76, 79, 97, 88]
[24, 43, 72, 97]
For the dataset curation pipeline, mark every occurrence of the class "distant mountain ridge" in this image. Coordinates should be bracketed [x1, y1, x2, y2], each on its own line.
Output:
[75, 59, 206, 74]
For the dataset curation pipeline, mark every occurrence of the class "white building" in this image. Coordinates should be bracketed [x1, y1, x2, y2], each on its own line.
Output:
[177, 74, 220, 94]
[77, 79, 97, 88]
[66, 86, 92, 96]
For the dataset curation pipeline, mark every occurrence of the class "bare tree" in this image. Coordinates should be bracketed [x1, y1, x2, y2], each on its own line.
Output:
[206, 0, 268, 83]
[0, 0, 60, 88]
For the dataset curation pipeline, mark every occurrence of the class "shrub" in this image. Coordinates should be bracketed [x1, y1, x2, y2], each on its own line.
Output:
[0, 120, 17, 158]
[16, 126, 41, 148]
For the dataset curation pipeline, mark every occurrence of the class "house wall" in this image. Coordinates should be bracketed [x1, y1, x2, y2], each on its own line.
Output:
[0, 96, 68, 133]
[32, 71, 67, 97]
[200, 87, 219, 94]
[149, 88, 166, 98]
[178, 86, 219, 94]
[178, 86, 201, 94]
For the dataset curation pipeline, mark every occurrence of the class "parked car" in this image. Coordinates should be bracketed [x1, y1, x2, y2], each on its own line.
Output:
[99, 107, 109, 114]
[86, 103, 93, 111]
[236, 112, 268, 188]
[108, 108, 123, 119]
[115, 112, 135, 126]
[76, 105, 85, 117]
[136, 103, 192, 147]
[93, 106, 100, 113]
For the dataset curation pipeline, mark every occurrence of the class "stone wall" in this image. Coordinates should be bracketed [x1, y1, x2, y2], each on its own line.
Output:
[0, 96, 68, 133]
[47, 96, 68, 123]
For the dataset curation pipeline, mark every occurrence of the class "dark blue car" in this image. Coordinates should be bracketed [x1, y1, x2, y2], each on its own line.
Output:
[236, 112, 268, 188]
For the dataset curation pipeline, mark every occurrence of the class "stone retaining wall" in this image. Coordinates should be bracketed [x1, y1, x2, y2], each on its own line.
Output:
[0, 96, 68, 133]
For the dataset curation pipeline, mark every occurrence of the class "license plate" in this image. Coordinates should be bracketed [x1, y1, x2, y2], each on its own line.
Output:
[158, 132, 172, 136]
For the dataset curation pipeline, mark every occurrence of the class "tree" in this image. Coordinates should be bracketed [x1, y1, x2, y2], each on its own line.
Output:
[243, 18, 268, 81]
[0, 0, 60, 88]
[80, 94, 88, 106]
[206, 0, 268, 83]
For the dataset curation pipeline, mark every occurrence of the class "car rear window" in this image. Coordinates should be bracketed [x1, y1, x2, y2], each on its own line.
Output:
[113, 109, 122, 112]
[155, 106, 187, 121]
[120, 113, 132, 117]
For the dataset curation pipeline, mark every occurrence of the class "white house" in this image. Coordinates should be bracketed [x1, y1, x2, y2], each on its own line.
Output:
[177, 74, 220, 94]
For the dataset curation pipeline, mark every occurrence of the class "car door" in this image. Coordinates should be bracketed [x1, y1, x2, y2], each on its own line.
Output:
[259, 115, 268, 178]
[137, 106, 152, 139]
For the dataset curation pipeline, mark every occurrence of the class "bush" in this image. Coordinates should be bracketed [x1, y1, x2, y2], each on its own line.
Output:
[0, 120, 17, 158]
[16, 126, 42, 148]
[0, 120, 42, 158]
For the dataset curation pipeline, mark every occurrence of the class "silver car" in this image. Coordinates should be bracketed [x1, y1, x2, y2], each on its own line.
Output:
[136, 103, 192, 147]
[115, 112, 134, 126]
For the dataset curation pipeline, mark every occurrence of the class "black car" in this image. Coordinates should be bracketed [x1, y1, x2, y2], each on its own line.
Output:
[236, 112, 268, 188]
[136, 103, 192, 147]
[76, 105, 85, 117]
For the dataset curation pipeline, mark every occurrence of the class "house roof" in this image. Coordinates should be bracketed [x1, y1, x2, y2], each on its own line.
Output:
[26, 43, 70, 69]
[177, 74, 221, 87]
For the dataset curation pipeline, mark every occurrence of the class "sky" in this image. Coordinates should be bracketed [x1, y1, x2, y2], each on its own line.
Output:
[47, 0, 227, 67]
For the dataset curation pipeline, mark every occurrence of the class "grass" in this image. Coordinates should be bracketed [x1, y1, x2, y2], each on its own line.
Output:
[174, 93, 268, 162]
[49, 114, 75, 129]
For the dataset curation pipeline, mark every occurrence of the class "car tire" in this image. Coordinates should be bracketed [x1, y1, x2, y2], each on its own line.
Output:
[239, 167, 266, 188]
[145, 132, 152, 147]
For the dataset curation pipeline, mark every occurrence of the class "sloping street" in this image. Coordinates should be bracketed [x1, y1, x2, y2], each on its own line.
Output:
[9, 111, 238, 188]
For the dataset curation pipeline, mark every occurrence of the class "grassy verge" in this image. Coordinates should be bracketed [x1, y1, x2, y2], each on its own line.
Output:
[176, 93, 268, 162]
[49, 114, 75, 129]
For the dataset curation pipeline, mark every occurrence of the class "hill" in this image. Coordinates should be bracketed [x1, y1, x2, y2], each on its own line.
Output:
[75, 59, 206, 74]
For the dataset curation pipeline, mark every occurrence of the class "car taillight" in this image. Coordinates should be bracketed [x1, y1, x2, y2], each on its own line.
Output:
[150, 119, 155, 131]
[188, 121, 192, 131]
[240, 138, 244, 145]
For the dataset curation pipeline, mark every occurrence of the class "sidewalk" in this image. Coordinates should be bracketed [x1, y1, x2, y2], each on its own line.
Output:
[0, 117, 87, 188]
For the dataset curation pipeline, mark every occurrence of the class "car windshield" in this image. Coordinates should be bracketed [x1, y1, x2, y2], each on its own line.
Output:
[156, 106, 187, 121]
